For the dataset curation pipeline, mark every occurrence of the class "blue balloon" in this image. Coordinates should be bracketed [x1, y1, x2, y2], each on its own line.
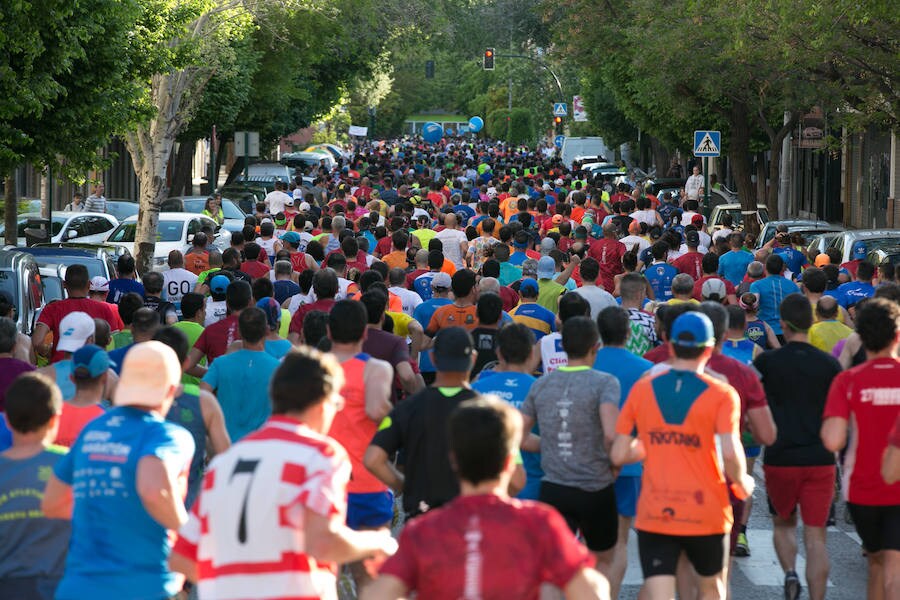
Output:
[468, 116, 484, 133]
[422, 122, 443, 143]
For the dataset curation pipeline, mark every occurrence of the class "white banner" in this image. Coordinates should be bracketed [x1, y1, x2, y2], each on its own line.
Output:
[573, 95, 588, 122]
[348, 125, 368, 137]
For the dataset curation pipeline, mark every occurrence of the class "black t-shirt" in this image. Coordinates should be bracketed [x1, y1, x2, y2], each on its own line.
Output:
[370, 386, 479, 515]
[221, 267, 251, 284]
[610, 215, 633, 236]
[470, 326, 499, 377]
[754, 341, 842, 466]
[143, 295, 176, 322]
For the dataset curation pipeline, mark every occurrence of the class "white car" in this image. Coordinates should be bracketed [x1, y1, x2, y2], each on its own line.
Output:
[105, 212, 232, 269]
[0, 212, 119, 244]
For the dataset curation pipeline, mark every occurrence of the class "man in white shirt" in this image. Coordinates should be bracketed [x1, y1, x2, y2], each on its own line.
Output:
[264, 181, 292, 215]
[387, 268, 423, 316]
[162, 250, 199, 317]
[434, 213, 468, 270]
[572, 258, 618, 319]
[539, 293, 592, 373]
[685, 166, 703, 200]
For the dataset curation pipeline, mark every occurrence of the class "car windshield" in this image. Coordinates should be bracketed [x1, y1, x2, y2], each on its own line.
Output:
[35, 256, 106, 278]
[723, 208, 769, 228]
[0, 270, 16, 303]
[182, 198, 244, 219]
[106, 201, 139, 222]
[108, 220, 184, 243]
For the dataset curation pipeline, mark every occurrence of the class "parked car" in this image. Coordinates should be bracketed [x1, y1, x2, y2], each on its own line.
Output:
[162, 196, 248, 234]
[106, 199, 141, 222]
[806, 231, 845, 257]
[755, 220, 844, 249]
[38, 264, 67, 304]
[16, 246, 118, 280]
[867, 246, 900, 267]
[235, 162, 293, 183]
[827, 230, 900, 264]
[0, 212, 119, 245]
[216, 182, 269, 214]
[105, 212, 231, 268]
[304, 143, 350, 161]
[0, 249, 43, 334]
[33, 241, 131, 262]
[281, 151, 335, 173]
[707, 203, 769, 235]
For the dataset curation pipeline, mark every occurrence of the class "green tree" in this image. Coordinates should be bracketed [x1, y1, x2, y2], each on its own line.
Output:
[0, 0, 142, 244]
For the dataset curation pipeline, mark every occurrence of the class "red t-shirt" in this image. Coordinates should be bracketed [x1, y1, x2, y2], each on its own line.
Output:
[692, 275, 736, 301]
[194, 314, 240, 364]
[823, 357, 900, 505]
[406, 269, 428, 289]
[289, 299, 336, 336]
[375, 236, 392, 257]
[891, 414, 900, 449]
[587, 238, 626, 291]
[380, 494, 592, 599]
[498, 285, 519, 313]
[240, 260, 270, 280]
[289, 251, 311, 274]
[840, 259, 861, 279]
[672, 252, 705, 281]
[38, 297, 124, 362]
[707, 353, 767, 420]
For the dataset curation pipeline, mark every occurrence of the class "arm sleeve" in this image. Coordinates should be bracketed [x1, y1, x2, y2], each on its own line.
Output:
[141, 424, 195, 475]
[379, 525, 420, 591]
[599, 375, 621, 407]
[823, 372, 851, 419]
[425, 308, 442, 336]
[540, 506, 594, 587]
[715, 386, 741, 435]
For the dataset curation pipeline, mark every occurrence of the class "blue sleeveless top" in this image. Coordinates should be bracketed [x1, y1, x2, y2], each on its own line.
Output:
[165, 384, 206, 509]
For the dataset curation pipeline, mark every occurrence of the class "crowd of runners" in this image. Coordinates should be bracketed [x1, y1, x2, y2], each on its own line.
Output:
[1, 137, 899, 600]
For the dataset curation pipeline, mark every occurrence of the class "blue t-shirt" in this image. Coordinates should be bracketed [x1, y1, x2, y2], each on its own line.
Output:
[836, 281, 875, 309]
[593, 347, 652, 476]
[105, 278, 145, 305]
[202, 349, 281, 441]
[774, 246, 808, 275]
[273, 280, 301, 305]
[718, 250, 755, 286]
[413, 272, 438, 301]
[53, 406, 194, 600]
[107, 345, 133, 375]
[361, 230, 377, 255]
[472, 372, 543, 500]
[0, 418, 11, 452]
[509, 302, 556, 341]
[508, 251, 528, 267]
[722, 337, 757, 365]
[413, 298, 453, 374]
[264, 338, 293, 359]
[644, 261, 678, 301]
[749, 275, 800, 335]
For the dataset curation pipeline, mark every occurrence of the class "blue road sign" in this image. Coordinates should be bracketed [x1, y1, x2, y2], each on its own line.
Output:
[553, 103, 568, 117]
[554, 135, 566, 149]
[693, 130, 721, 157]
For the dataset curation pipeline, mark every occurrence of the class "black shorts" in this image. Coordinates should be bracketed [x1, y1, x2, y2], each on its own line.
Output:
[539, 480, 617, 552]
[847, 503, 900, 553]
[637, 530, 729, 578]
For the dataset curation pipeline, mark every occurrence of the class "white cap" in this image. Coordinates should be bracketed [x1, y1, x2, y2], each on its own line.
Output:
[292, 188, 304, 199]
[89, 276, 109, 293]
[555, 178, 564, 186]
[57, 311, 95, 353]
[298, 202, 311, 212]
[284, 196, 294, 206]
[113, 341, 183, 408]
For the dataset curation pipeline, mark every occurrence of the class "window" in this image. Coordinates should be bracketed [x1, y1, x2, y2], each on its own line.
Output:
[65, 216, 91, 239]
[109, 221, 183, 243]
[84, 216, 114, 236]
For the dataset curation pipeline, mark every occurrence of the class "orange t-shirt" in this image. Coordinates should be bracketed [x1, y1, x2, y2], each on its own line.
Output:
[383, 250, 408, 271]
[426, 303, 479, 335]
[440, 259, 457, 276]
[616, 368, 740, 536]
[185, 250, 210, 275]
[55, 402, 105, 448]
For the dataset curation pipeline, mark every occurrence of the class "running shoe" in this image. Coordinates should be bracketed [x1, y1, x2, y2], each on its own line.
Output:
[734, 532, 750, 557]
[784, 570, 801, 600]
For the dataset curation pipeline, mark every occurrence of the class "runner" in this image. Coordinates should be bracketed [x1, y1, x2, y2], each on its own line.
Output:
[749, 254, 800, 343]
[42, 341, 195, 600]
[572, 257, 617, 318]
[540, 292, 590, 373]
[611, 311, 753, 600]
[412, 272, 453, 385]
[53, 345, 108, 448]
[754, 294, 841, 600]
[521, 316, 620, 577]
[509, 278, 556, 341]
[365, 327, 480, 519]
[171, 339, 398, 600]
[594, 306, 653, 599]
[425, 269, 480, 335]
[822, 297, 900, 600]
[162, 249, 199, 317]
[287, 269, 339, 344]
[326, 300, 395, 590]
[0, 372, 69, 600]
[0, 316, 34, 409]
[363, 398, 609, 600]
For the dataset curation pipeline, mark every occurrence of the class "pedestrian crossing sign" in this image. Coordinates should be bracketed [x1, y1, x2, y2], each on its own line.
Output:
[693, 130, 721, 157]
[553, 103, 568, 117]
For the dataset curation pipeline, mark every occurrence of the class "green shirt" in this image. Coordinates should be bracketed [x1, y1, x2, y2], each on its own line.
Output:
[537, 279, 566, 314]
[173, 321, 206, 385]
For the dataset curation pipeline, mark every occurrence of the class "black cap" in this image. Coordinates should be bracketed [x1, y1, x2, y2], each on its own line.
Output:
[432, 327, 474, 372]
[686, 230, 700, 247]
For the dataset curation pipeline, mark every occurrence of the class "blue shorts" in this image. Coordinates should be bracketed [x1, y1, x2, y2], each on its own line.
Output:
[744, 445, 761, 459]
[347, 491, 394, 530]
[615, 475, 642, 518]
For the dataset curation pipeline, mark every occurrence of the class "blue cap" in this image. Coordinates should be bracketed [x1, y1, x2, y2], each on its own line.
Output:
[670, 312, 715, 348]
[537, 256, 556, 279]
[72, 345, 110, 379]
[520, 278, 539, 296]
[256, 297, 281, 330]
[210, 274, 230, 294]
[852, 240, 867, 259]
[281, 231, 302, 245]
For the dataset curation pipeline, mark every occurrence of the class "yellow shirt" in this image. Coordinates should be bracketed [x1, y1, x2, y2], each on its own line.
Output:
[667, 298, 700, 306]
[809, 320, 854, 354]
[386, 311, 414, 337]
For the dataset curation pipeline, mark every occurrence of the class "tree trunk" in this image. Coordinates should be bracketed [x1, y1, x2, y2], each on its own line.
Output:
[650, 136, 669, 179]
[755, 152, 767, 215]
[761, 111, 800, 220]
[169, 140, 196, 197]
[4, 175, 16, 246]
[728, 102, 759, 236]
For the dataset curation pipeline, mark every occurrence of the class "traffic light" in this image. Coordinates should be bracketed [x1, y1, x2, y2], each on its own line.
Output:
[425, 60, 434, 79]
[554, 116, 562, 134]
[554, 116, 562, 125]
[483, 48, 495, 70]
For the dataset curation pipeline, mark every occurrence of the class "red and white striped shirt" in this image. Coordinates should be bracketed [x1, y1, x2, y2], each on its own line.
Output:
[174, 416, 350, 600]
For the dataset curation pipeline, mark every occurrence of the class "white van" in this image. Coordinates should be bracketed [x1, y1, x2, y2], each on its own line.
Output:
[560, 137, 611, 169]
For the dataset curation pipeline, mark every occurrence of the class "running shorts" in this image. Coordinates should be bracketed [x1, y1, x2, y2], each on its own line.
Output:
[637, 530, 729, 578]
[347, 491, 394, 529]
[539, 480, 618, 552]
[764, 465, 835, 527]
[847, 503, 900, 553]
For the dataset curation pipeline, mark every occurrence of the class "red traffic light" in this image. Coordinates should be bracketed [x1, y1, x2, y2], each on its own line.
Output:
[483, 48, 495, 70]
[485, 50, 493, 57]
[554, 116, 562, 124]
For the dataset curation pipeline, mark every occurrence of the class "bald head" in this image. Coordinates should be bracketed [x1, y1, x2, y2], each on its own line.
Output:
[816, 295, 839, 320]
[478, 277, 500, 294]
[444, 213, 458, 229]
[603, 223, 617, 238]
[414, 248, 428, 267]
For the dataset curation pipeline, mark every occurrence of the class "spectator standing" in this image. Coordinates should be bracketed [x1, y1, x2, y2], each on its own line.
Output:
[83, 183, 106, 213]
